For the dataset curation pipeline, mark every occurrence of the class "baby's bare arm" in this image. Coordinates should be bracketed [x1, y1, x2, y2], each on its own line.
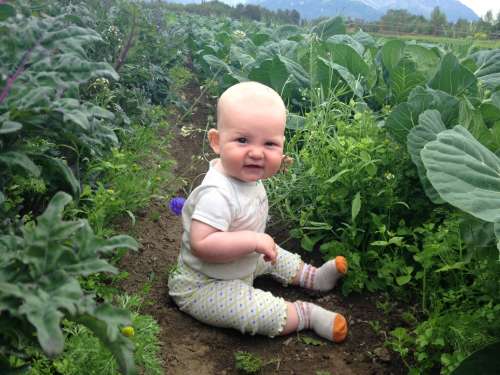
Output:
[190, 219, 277, 263]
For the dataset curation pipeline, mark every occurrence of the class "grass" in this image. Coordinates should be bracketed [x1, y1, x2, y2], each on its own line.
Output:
[74, 105, 175, 237]
[372, 32, 500, 49]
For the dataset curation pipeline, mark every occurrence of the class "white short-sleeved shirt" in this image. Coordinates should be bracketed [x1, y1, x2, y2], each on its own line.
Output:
[179, 159, 268, 280]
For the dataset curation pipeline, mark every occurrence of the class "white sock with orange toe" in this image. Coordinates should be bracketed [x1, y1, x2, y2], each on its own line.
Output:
[294, 301, 348, 343]
[298, 256, 348, 292]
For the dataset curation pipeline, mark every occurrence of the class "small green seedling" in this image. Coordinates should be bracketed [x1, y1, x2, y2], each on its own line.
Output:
[151, 211, 161, 222]
[299, 335, 325, 346]
[234, 351, 263, 374]
[368, 319, 381, 333]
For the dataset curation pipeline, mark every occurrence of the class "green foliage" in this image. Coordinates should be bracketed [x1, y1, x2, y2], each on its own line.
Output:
[450, 341, 500, 375]
[0, 192, 138, 374]
[0, 1, 120, 216]
[234, 351, 263, 374]
[310, 17, 346, 40]
[299, 335, 325, 346]
[389, 302, 500, 374]
[268, 96, 426, 294]
[407, 110, 446, 204]
[29, 295, 162, 375]
[384, 213, 500, 373]
[3, 4, 499, 374]
[422, 125, 500, 224]
[78, 110, 173, 236]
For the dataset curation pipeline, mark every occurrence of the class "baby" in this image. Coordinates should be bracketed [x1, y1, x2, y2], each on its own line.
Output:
[168, 81, 348, 342]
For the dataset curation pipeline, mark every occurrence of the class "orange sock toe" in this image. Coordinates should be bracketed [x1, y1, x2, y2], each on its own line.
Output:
[335, 256, 348, 274]
[332, 314, 348, 343]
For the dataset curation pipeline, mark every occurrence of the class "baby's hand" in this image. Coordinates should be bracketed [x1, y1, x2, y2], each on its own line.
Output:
[255, 233, 277, 264]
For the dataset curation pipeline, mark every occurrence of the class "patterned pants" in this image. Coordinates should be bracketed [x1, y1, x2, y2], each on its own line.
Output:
[168, 246, 302, 337]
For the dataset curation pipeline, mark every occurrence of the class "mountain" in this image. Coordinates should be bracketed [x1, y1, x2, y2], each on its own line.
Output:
[360, 0, 479, 21]
[163, 0, 479, 22]
[250, 0, 383, 21]
[249, 0, 478, 21]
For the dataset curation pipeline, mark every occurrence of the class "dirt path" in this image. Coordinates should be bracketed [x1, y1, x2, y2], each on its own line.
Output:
[118, 81, 407, 374]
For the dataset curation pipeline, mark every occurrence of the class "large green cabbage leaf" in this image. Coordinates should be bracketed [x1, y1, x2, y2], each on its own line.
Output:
[421, 125, 500, 222]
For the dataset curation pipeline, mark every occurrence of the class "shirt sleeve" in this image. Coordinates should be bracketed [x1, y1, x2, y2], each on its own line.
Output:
[191, 187, 233, 231]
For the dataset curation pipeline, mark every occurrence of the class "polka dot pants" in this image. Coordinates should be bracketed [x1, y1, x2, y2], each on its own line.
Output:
[168, 246, 302, 337]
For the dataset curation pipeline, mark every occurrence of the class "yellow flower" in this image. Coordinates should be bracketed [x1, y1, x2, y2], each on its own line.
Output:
[121, 326, 135, 337]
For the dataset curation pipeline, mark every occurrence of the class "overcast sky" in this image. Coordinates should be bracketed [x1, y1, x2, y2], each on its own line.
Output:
[458, 1, 498, 17]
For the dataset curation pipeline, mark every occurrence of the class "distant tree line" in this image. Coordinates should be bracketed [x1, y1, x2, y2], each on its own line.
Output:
[163, 0, 300, 25]
[163, 1, 499, 39]
[350, 7, 500, 39]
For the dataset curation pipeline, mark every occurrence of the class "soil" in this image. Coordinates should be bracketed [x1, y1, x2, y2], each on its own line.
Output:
[117, 81, 408, 375]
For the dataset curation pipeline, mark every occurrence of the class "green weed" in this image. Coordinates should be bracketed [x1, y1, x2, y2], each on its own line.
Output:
[267, 93, 426, 294]
[234, 351, 263, 374]
[299, 335, 325, 346]
[168, 66, 193, 91]
[75, 107, 174, 237]
[151, 211, 161, 222]
[367, 320, 382, 334]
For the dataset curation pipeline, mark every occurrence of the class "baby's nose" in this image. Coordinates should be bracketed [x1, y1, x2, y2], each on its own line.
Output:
[249, 147, 264, 158]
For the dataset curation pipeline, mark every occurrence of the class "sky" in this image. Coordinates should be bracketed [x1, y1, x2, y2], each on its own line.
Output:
[458, 1, 498, 17]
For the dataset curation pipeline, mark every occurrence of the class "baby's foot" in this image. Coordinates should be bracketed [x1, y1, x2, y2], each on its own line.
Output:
[299, 256, 348, 291]
[294, 300, 348, 342]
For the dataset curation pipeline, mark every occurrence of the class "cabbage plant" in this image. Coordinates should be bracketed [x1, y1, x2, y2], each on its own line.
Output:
[0, 192, 138, 374]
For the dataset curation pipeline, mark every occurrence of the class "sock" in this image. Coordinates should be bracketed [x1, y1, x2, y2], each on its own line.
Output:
[294, 301, 348, 343]
[298, 256, 348, 291]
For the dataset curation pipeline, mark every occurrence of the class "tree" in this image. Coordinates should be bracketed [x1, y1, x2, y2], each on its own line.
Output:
[484, 10, 494, 24]
[430, 6, 447, 35]
[454, 18, 470, 37]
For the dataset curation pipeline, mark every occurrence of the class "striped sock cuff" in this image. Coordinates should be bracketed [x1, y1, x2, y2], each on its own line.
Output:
[299, 264, 317, 289]
[294, 301, 311, 331]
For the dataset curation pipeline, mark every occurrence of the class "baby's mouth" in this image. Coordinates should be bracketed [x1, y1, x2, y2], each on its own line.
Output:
[244, 164, 263, 169]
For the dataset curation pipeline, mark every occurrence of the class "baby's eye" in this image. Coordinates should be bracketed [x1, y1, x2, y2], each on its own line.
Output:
[265, 142, 276, 147]
[237, 137, 247, 144]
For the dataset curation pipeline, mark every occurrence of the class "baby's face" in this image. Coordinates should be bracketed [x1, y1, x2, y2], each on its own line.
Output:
[213, 99, 285, 182]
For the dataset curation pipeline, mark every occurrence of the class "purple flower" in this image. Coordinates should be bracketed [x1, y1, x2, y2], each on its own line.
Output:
[169, 197, 185, 216]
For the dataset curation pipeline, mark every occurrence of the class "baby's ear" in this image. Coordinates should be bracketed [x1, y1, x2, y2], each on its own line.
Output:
[207, 128, 220, 154]
[279, 154, 294, 173]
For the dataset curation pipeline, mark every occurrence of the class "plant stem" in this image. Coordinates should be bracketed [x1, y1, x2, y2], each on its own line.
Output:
[0, 45, 36, 105]
[114, 12, 137, 73]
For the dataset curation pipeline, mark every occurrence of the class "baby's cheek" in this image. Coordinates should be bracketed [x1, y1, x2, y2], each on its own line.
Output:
[268, 156, 283, 175]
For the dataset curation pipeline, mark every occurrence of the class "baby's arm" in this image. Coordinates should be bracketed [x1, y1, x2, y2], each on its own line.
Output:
[190, 219, 277, 263]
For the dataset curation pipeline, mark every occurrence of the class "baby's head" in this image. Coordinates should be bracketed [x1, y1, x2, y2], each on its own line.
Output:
[208, 81, 287, 182]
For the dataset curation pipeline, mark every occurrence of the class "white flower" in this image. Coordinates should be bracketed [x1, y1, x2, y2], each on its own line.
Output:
[384, 172, 395, 180]
[233, 30, 246, 39]
[180, 126, 194, 137]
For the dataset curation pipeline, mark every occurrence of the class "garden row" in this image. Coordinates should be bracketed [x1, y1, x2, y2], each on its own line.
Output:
[174, 9, 500, 374]
[0, 0, 192, 373]
[1, 0, 499, 373]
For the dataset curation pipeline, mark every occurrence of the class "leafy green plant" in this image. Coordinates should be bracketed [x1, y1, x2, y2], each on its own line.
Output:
[299, 335, 325, 346]
[29, 295, 162, 375]
[268, 94, 427, 293]
[0, 0, 121, 225]
[78, 112, 174, 236]
[0, 192, 138, 374]
[234, 351, 263, 374]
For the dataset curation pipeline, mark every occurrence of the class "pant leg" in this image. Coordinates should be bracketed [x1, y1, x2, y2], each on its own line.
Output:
[254, 245, 302, 286]
[168, 262, 288, 337]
